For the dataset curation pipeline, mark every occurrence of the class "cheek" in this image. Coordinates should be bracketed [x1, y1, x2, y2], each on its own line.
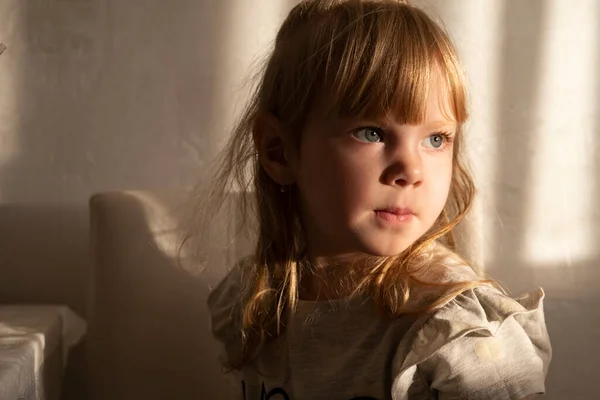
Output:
[431, 157, 453, 207]
[296, 142, 371, 222]
[295, 145, 339, 215]
[421, 155, 452, 210]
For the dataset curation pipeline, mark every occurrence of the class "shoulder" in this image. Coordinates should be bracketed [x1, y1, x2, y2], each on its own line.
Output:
[207, 256, 254, 343]
[207, 256, 250, 309]
[392, 284, 552, 400]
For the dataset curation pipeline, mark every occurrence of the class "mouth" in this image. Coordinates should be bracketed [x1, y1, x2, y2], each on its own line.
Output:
[374, 207, 415, 223]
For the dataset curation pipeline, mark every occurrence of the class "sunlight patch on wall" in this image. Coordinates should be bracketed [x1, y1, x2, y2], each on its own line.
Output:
[127, 190, 249, 279]
[0, 1, 23, 201]
[523, 0, 599, 266]
[0, 42, 19, 169]
[213, 2, 289, 139]
[210, 1, 291, 193]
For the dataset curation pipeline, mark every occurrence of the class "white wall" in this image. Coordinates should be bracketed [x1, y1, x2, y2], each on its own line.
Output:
[0, 0, 288, 318]
[0, 0, 597, 398]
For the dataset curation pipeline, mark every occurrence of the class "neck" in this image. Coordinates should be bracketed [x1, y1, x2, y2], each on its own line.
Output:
[298, 252, 370, 301]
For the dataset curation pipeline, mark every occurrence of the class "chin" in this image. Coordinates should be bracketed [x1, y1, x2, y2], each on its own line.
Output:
[357, 240, 413, 258]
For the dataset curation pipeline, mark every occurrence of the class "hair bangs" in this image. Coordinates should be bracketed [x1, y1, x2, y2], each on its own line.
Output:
[317, 3, 468, 125]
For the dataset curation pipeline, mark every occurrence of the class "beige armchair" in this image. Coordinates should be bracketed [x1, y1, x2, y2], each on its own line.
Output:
[87, 191, 245, 400]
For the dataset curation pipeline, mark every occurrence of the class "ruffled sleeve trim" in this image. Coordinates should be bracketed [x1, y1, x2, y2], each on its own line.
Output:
[207, 257, 253, 367]
[392, 285, 552, 399]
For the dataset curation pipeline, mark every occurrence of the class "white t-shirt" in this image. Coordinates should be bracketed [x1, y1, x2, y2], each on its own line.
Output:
[208, 258, 552, 400]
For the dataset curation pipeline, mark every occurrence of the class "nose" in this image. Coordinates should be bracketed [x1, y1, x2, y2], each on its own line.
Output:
[382, 146, 423, 188]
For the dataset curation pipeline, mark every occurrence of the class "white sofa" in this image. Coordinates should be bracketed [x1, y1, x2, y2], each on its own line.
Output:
[86, 191, 246, 400]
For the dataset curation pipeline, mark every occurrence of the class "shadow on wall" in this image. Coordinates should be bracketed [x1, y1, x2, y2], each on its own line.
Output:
[0, 203, 89, 317]
[87, 191, 235, 400]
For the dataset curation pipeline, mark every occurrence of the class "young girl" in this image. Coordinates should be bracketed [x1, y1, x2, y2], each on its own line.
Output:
[202, 0, 552, 399]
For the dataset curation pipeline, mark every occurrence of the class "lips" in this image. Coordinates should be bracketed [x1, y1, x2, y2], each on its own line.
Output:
[376, 207, 415, 216]
[374, 207, 415, 222]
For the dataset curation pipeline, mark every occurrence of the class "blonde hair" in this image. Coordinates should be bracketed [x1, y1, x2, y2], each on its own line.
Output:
[192, 0, 499, 369]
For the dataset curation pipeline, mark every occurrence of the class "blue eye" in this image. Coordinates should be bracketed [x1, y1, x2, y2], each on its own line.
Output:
[353, 127, 383, 143]
[423, 133, 447, 149]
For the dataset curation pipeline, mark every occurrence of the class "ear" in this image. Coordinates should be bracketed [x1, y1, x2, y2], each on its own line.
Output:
[253, 113, 297, 186]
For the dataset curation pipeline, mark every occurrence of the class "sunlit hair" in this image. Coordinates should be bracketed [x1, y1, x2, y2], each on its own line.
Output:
[190, 0, 500, 369]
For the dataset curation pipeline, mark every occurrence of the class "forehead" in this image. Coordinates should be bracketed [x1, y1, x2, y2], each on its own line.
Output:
[423, 72, 457, 124]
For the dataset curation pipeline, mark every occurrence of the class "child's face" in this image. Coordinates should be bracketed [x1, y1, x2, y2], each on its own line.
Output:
[292, 78, 455, 260]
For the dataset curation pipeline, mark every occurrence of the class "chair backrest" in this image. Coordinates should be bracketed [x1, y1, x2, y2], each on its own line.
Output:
[87, 191, 250, 400]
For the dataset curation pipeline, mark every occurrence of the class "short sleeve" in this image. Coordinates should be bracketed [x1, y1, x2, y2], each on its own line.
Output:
[392, 285, 552, 400]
